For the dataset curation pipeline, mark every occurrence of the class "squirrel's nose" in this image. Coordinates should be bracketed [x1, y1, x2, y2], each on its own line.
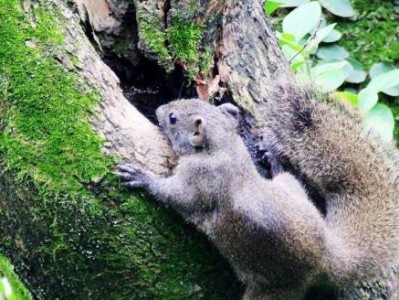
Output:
[155, 104, 166, 122]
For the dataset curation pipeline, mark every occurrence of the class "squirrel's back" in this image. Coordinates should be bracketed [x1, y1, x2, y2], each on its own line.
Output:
[259, 84, 399, 294]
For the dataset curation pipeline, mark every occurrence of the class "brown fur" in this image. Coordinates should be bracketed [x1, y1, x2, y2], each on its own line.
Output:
[117, 96, 399, 299]
[258, 84, 399, 298]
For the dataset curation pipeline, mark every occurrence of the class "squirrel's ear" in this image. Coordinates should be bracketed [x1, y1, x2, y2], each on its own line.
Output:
[189, 116, 206, 147]
[218, 103, 240, 126]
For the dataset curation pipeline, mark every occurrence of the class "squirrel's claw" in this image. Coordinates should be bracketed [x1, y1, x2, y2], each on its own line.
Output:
[115, 162, 150, 189]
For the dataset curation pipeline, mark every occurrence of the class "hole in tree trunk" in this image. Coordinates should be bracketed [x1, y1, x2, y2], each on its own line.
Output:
[103, 54, 197, 124]
[76, 1, 198, 124]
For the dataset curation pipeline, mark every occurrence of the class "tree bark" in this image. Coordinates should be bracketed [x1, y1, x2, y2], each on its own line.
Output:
[0, 0, 299, 299]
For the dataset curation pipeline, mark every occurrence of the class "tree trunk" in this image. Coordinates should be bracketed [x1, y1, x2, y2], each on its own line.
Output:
[0, 0, 298, 298]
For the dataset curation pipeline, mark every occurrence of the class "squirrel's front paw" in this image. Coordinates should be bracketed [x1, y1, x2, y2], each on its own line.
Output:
[115, 162, 151, 189]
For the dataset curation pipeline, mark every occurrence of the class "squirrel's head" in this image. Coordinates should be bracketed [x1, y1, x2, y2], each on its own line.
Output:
[156, 99, 240, 156]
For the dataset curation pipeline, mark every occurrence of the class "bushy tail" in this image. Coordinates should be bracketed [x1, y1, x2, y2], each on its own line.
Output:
[257, 83, 399, 283]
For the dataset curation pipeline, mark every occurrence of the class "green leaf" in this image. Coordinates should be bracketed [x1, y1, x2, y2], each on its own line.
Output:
[311, 61, 352, 92]
[281, 32, 296, 42]
[345, 58, 367, 84]
[369, 63, 399, 96]
[367, 69, 399, 93]
[282, 1, 321, 41]
[336, 91, 358, 107]
[264, 1, 284, 16]
[346, 58, 364, 71]
[358, 88, 378, 113]
[279, 32, 304, 53]
[365, 103, 395, 142]
[370, 62, 396, 79]
[316, 45, 349, 60]
[311, 23, 336, 48]
[311, 60, 352, 77]
[291, 60, 307, 71]
[281, 44, 306, 63]
[281, 44, 295, 61]
[322, 29, 342, 43]
[313, 69, 347, 92]
[346, 70, 367, 84]
[280, 39, 303, 51]
[281, 45, 308, 73]
[279, 0, 310, 7]
[319, 0, 355, 17]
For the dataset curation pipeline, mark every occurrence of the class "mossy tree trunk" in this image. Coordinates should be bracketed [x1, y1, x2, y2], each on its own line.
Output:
[0, 0, 297, 299]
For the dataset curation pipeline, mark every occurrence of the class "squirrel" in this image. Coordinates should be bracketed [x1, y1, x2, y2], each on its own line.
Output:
[116, 95, 399, 299]
[257, 84, 399, 299]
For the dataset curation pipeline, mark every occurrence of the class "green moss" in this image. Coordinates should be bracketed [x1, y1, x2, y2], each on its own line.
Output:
[0, 255, 32, 300]
[337, 1, 399, 69]
[0, 1, 112, 197]
[137, 12, 174, 71]
[0, 168, 241, 299]
[136, 5, 204, 79]
[167, 17, 202, 78]
[0, 1, 240, 298]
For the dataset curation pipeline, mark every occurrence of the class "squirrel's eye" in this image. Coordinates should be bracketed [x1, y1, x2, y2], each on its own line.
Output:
[169, 113, 177, 125]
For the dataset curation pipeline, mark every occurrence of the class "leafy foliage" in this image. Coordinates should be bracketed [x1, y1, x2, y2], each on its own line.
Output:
[265, 0, 399, 141]
[265, 0, 354, 17]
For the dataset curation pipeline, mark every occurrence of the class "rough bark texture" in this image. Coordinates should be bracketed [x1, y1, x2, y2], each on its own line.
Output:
[218, 0, 294, 111]
[75, 0, 175, 172]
